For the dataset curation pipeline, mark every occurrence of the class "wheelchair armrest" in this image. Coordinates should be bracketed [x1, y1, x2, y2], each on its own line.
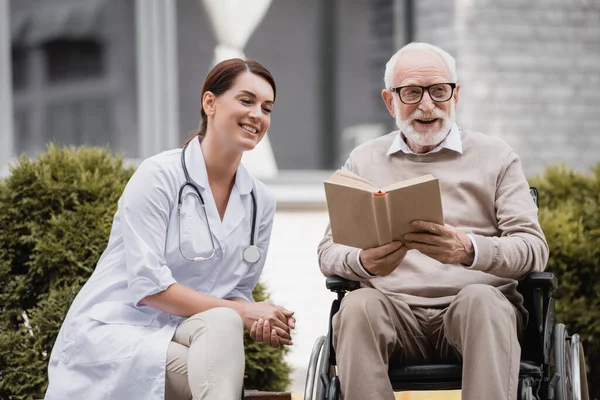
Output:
[325, 276, 361, 366]
[517, 271, 557, 366]
[325, 275, 361, 292]
[518, 271, 558, 292]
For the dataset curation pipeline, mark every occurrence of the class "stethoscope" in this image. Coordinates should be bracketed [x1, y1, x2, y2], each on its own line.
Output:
[177, 143, 260, 264]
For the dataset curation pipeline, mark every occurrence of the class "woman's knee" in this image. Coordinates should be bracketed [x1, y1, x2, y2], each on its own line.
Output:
[198, 307, 243, 333]
[181, 307, 244, 344]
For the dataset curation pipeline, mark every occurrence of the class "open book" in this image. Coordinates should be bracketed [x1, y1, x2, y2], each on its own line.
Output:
[324, 170, 444, 249]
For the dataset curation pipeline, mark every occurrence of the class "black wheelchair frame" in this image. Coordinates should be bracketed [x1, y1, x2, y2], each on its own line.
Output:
[305, 188, 588, 400]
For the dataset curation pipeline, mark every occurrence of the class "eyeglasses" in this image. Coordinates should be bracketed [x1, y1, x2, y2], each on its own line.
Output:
[390, 83, 456, 105]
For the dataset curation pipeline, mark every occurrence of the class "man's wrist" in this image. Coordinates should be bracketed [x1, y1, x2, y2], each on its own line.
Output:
[460, 249, 475, 266]
[461, 233, 479, 268]
[356, 250, 376, 278]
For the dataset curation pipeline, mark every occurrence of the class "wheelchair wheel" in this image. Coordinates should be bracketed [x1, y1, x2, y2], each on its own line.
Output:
[304, 336, 328, 400]
[570, 334, 590, 400]
[554, 323, 572, 400]
[554, 324, 587, 400]
[315, 333, 336, 400]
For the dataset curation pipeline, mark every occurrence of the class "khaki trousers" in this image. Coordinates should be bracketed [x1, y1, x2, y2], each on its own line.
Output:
[165, 307, 245, 400]
[333, 285, 524, 400]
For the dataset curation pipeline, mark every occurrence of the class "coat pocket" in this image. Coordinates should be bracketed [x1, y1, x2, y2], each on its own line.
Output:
[65, 302, 156, 365]
[88, 302, 156, 326]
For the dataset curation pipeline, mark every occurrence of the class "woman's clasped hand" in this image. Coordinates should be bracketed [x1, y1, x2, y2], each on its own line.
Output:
[243, 302, 295, 348]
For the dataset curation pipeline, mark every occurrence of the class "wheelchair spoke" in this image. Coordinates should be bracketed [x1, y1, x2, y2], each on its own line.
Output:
[565, 337, 573, 399]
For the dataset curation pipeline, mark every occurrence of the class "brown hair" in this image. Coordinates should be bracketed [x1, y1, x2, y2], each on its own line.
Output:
[183, 58, 276, 146]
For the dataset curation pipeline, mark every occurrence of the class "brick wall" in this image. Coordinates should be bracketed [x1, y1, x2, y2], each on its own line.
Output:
[414, 0, 600, 175]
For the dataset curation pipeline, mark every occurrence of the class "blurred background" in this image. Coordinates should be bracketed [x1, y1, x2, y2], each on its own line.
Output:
[1, 0, 599, 398]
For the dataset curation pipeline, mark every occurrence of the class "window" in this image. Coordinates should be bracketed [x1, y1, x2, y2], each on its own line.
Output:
[12, 39, 114, 155]
[11, 47, 28, 91]
[44, 39, 104, 83]
[9, 0, 139, 160]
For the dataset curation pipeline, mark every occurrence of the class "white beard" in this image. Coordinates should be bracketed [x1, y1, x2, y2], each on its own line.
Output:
[394, 100, 455, 148]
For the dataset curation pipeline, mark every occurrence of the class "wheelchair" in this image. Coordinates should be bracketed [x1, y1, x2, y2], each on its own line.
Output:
[305, 188, 589, 400]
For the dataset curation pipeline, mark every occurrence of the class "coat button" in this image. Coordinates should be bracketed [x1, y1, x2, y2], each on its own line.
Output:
[61, 353, 70, 364]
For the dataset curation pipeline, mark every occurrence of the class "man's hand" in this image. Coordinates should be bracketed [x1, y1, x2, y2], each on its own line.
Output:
[360, 241, 407, 276]
[241, 302, 295, 348]
[404, 220, 474, 265]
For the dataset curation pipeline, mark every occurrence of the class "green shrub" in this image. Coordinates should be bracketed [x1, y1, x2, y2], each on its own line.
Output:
[0, 145, 290, 399]
[530, 163, 600, 400]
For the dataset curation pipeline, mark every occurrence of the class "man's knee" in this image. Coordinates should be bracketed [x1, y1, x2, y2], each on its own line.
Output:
[335, 288, 387, 328]
[448, 284, 517, 328]
[333, 288, 400, 351]
[455, 284, 509, 310]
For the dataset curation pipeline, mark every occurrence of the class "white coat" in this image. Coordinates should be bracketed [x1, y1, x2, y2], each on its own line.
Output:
[45, 137, 276, 400]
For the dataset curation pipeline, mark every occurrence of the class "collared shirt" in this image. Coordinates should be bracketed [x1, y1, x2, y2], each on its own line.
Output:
[386, 122, 463, 157]
[357, 123, 479, 277]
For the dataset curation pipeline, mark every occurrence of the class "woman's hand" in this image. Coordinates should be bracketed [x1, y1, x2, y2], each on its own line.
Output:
[241, 301, 295, 347]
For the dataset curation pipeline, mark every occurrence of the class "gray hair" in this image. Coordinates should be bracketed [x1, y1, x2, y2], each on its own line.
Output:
[383, 42, 458, 88]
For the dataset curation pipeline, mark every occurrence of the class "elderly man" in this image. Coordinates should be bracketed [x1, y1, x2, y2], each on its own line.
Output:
[317, 42, 548, 400]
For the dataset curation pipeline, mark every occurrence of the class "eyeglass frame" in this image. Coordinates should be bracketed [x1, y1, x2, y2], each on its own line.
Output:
[390, 82, 457, 105]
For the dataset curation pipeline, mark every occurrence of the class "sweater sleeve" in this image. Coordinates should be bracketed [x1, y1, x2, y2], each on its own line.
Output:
[318, 224, 377, 280]
[470, 151, 549, 279]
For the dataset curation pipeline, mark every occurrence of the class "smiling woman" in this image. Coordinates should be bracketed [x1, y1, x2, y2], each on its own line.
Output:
[44, 58, 293, 400]
[184, 58, 276, 146]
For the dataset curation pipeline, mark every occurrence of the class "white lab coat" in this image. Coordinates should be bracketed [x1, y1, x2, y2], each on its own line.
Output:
[45, 137, 276, 400]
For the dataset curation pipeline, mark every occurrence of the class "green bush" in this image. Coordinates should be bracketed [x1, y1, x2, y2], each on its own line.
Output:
[530, 163, 600, 400]
[0, 145, 290, 399]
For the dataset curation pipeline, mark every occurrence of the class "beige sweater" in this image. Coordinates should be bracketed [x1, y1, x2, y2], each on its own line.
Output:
[318, 129, 549, 312]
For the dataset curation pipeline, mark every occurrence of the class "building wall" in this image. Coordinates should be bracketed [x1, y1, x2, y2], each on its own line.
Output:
[176, 0, 388, 170]
[245, 0, 323, 169]
[10, 0, 598, 174]
[414, 0, 600, 175]
[175, 0, 216, 145]
[336, 0, 393, 167]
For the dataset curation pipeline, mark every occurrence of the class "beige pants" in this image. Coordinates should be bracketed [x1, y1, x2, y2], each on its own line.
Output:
[165, 307, 245, 400]
[333, 285, 524, 400]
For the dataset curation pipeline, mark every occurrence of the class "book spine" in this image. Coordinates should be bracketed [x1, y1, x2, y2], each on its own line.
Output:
[372, 194, 392, 246]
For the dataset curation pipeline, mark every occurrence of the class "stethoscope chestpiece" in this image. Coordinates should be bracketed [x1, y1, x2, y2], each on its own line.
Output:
[242, 245, 261, 264]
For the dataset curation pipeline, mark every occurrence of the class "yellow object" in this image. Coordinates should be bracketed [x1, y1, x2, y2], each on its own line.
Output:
[395, 391, 462, 399]
[293, 390, 462, 400]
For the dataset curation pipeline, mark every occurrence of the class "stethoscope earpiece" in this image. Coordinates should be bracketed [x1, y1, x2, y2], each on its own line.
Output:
[178, 143, 260, 264]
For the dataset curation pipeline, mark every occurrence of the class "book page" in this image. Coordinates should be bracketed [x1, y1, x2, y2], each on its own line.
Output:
[381, 174, 435, 193]
[386, 179, 444, 241]
[326, 169, 379, 192]
[324, 182, 381, 249]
